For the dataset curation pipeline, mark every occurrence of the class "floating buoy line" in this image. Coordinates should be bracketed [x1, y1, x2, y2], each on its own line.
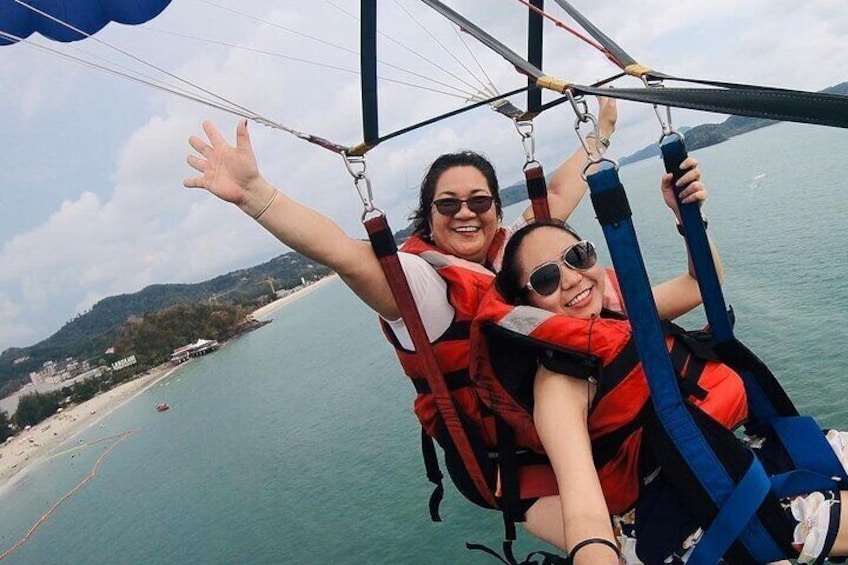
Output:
[0, 429, 138, 562]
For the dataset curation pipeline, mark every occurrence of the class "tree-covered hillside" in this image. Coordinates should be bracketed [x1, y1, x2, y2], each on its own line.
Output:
[0, 251, 332, 395]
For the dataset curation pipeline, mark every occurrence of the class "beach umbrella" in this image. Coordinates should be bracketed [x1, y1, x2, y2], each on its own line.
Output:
[0, 0, 172, 46]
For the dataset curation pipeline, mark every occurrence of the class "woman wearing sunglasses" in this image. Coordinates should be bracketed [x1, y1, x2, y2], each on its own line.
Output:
[184, 99, 618, 548]
[479, 158, 848, 564]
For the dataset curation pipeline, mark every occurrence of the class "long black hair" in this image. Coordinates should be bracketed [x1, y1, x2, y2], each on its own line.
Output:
[408, 151, 503, 239]
[496, 219, 582, 305]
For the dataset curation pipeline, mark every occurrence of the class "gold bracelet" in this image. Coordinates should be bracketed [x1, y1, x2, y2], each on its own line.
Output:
[253, 190, 278, 220]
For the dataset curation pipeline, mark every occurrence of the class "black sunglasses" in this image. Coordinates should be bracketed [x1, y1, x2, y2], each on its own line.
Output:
[432, 195, 494, 216]
[524, 240, 598, 296]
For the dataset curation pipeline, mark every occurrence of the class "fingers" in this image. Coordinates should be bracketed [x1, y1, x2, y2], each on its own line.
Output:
[678, 181, 707, 204]
[235, 119, 250, 149]
[202, 120, 226, 147]
[188, 134, 211, 157]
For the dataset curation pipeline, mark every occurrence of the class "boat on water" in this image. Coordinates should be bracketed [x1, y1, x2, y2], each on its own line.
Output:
[155, 402, 170, 412]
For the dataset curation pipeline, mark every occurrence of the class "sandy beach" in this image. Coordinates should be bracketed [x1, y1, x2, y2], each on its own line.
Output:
[251, 274, 338, 320]
[0, 363, 178, 488]
[0, 275, 338, 489]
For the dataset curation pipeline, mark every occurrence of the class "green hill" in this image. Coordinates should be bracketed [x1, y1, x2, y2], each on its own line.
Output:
[0, 252, 333, 396]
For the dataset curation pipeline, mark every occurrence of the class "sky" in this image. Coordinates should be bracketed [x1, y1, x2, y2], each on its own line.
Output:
[0, 0, 845, 353]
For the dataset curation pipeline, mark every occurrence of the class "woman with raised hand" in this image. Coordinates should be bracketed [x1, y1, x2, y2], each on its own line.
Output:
[184, 99, 618, 549]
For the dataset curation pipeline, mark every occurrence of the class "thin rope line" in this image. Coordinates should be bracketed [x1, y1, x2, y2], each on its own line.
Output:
[324, 0, 485, 97]
[144, 27, 476, 99]
[392, 0, 491, 93]
[12, 0, 260, 118]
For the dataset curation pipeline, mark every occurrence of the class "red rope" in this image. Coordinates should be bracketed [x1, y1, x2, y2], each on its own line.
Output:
[513, 0, 624, 69]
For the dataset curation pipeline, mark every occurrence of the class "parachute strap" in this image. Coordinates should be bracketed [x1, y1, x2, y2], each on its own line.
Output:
[660, 137, 799, 423]
[587, 163, 786, 563]
[420, 428, 445, 522]
[523, 164, 551, 221]
[769, 417, 848, 483]
[687, 457, 773, 565]
[362, 214, 497, 508]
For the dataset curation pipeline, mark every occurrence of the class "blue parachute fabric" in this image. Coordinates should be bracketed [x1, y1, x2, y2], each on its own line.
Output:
[0, 0, 172, 46]
[587, 162, 785, 563]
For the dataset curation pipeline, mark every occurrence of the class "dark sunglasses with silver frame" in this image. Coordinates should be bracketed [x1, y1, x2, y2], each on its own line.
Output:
[525, 240, 598, 296]
[432, 195, 494, 216]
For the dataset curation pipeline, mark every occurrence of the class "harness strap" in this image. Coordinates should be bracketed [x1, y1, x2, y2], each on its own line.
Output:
[524, 163, 551, 221]
[412, 369, 473, 394]
[587, 163, 785, 562]
[661, 137, 797, 423]
[687, 457, 772, 565]
[364, 215, 497, 507]
[420, 427, 445, 521]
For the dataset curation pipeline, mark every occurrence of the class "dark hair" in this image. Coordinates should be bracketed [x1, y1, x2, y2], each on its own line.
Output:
[409, 151, 503, 239]
[496, 219, 582, 305]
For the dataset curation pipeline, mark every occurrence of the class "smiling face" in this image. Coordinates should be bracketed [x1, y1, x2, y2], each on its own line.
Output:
[517, 226, 606, 319]
[429, 166, 500, 264]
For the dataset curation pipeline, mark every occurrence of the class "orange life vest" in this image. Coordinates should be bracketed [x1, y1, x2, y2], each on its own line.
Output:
[471, 270, 749, 514]
[382, 231, 558, 513]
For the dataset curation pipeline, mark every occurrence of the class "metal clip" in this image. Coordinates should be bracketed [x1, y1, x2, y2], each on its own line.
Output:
[567, 91, 618, 179]
[514, 119, 536, 165]
[640, 76, 679, 142]
[342, 153, 383, 221]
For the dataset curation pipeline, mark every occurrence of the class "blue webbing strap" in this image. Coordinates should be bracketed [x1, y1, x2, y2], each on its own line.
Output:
[771, 470, 841, 500]
[660, 137, 779, 422]
[688, 459, 771, 565]
[587, 163, 784, 563]
[770, 417, 848, 482]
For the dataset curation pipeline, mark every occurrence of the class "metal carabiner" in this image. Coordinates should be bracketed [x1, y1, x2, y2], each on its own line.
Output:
[514, 119, 536, 164]
[640, 75, 677, 142]
[341, 152, 383, 221]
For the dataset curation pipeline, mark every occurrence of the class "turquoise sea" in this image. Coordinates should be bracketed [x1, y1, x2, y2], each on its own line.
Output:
[0, 122, 846, 564]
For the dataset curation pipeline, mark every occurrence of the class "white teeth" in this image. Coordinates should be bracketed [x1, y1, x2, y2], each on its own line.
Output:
[454, 226, 478, 233]
[566, 288, 590, 307]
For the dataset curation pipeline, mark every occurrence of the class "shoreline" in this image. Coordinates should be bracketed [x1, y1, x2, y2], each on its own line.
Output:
[0, 274, 339, 490]
[251, 274, 338, 320]
[0, 363, 178, 489]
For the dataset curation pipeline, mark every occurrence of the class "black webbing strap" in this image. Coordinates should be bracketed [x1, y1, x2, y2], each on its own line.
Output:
[421, 0, 848, 129]
[412, 369, 473, 394]
[589, 180, 630, 225]
[360, 0, 378, 146]
[363, 215, 497, 507]
[420, 427, 445, 521]
[668, 338, 708, 401]
[527, 0, 544, 114]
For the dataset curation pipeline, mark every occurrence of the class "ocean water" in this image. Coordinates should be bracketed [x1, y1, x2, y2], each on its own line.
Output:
[0, 122, 846, 564]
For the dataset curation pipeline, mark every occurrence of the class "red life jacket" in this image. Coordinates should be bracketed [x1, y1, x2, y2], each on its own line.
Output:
[471, 270, 749, 515]
[382, 231, 558, 514]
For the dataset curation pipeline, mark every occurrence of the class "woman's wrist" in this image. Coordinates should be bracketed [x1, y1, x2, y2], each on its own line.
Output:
[239, 179, 277, 219]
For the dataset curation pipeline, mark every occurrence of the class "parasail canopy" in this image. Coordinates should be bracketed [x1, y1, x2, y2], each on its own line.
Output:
[0, 0, 172, 46]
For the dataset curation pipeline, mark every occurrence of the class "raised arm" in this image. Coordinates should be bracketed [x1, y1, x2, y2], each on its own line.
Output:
[651, 157, 724, 320]
[524, 97, 617, 223]
[184, 120, 400, 320]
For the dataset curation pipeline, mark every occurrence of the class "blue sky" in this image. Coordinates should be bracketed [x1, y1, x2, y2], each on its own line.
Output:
[0, 0, 845, 352]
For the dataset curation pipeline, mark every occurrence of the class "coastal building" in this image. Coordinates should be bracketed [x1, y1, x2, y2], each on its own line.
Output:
[111, 355, 138, 371]
[170, 339, 219, 364]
